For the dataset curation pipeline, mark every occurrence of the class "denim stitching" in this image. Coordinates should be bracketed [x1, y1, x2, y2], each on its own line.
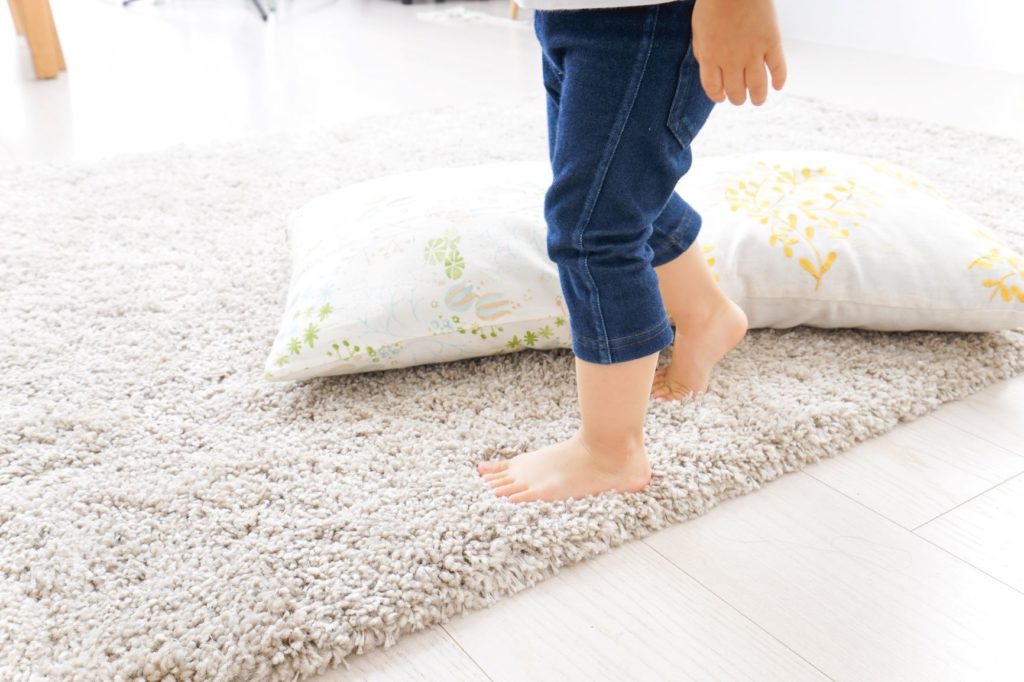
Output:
[569, 6, 661, 363]
[541, 51, 564, 81]
[605, 318, 672, 348]
[573, 316, 670, 351]
[650, 201, 693, 266]
[669, 206, 699, 249]
[667, 39, 715, 151]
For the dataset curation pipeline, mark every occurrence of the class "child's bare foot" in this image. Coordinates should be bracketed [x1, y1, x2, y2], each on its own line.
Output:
[651, 297, 747, 402]
[477, 431, 652, 503]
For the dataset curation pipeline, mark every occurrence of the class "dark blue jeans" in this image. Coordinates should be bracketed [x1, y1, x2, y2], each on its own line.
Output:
[535, 0, 715, 364]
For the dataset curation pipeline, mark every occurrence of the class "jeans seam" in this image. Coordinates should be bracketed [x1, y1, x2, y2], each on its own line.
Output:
[650, 202, 699, 267]
[541, 52, 563, 81]
[570, 5, 661, 363]
[668, 40, 704, 150]
[671, 206, 700, 248]
[573, 316, 670, 351]
[667, 211, 688, 247]
[606, 317, 671, 349]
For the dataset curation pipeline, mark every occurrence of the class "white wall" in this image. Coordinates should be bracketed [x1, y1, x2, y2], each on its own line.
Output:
[775, 0, 1024, 75]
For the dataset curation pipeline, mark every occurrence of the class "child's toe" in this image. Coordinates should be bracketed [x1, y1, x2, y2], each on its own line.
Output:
[508, 489, 540, 504]
[494, 482, 528, 498]
[487, 476, 514, 489]
[478, 459, 509, 474]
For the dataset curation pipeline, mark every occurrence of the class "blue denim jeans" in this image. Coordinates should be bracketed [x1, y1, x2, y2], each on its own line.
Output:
[534, 0, 715, 364]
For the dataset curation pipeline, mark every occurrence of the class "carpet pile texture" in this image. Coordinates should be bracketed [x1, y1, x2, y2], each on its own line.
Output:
[2, 93, 1023, 680]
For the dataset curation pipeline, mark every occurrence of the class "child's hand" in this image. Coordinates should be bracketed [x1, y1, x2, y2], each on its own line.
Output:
[691, 0, 787, 106]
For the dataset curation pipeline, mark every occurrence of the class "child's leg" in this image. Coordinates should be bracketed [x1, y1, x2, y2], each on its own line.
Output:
[479, 1, 713, 502]
[478, 353, 656, 503]
[651, 237, 748, 402]
[645, 135, 749, 399]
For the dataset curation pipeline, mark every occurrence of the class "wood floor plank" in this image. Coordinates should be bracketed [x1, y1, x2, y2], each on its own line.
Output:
[644, 472, 1024, 682]
[802, 413, 1024, 529]
[928, 374, 1024, 457]
[309, 624, 489, 682]
[916, 472, 1024, 594]
[443, 539, 828, 682]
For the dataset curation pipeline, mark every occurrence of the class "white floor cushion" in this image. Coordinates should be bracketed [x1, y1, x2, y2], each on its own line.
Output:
[264, 152, 1024, 381]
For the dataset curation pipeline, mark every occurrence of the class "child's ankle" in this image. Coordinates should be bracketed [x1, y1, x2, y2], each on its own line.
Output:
[576, 429, 645, 463]
[670, 293, 732, 326]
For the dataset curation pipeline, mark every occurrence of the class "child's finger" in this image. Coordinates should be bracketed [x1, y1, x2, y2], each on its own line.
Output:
[699, 61, 726, 103]
[766, 45, 788, 90]
[745, 60, 769, 106]
[723, 67, 746, 105]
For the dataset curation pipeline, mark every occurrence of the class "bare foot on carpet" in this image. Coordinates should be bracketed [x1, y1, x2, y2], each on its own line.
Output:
[477, 431, 652, 503]
[652, 297, 748, 402]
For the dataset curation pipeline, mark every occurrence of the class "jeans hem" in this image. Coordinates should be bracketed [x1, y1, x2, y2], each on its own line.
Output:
[651, 209, 702, 268]
[572, 315, 675, 364]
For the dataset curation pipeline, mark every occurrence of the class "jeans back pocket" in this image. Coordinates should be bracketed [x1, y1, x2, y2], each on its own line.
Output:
[666, 42, 715, 150]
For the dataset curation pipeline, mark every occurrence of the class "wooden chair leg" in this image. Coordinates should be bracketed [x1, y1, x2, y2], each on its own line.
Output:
[510, 0, 518, 21]
[18, 0, 65, 79]
[8, 0, 26, 35]
[48, 0, 65, 70]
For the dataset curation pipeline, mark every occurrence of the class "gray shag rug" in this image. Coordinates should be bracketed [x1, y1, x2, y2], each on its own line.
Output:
[2, 92, 1023, 681]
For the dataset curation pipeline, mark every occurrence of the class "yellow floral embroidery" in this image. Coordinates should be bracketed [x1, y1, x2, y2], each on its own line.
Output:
[857, 157, 943, 198]
[724, 162, 877, 291]
[967, 229, 1024, 303]
[702, 242, 720, 282]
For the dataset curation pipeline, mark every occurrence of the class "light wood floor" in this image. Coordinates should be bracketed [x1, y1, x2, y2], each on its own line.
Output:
[328, 375, 1024, 682]
[3, 2, 1022, 680]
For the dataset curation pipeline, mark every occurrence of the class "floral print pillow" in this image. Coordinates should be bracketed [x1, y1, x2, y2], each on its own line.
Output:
[265, 161, 568, 381]
[264, 153, 1023, 381]
[680, 150, 1024, 332]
